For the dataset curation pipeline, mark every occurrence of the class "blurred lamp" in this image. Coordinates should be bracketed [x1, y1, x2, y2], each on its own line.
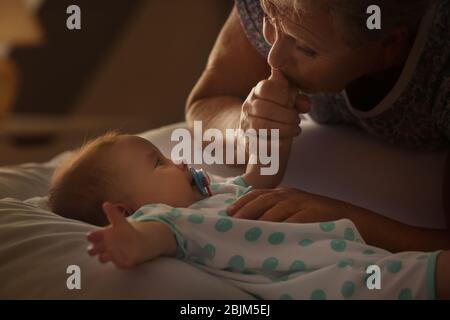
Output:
[0, 0, 44, 123]
[0, 0, 43, 45]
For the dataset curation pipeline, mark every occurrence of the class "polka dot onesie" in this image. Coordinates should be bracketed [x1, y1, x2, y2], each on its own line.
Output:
[129, 176, 440, 300]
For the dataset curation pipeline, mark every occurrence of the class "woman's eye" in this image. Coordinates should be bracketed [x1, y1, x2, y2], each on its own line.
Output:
[155, 158, 161, 168]
[296, 45, 317, 58]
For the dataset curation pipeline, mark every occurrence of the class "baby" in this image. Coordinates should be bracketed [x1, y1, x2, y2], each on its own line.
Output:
[49, 131, 290, 226]
[49, 132, 449, 299]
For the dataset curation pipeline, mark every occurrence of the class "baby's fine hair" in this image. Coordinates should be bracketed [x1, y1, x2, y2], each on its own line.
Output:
[48, 131, 122, 226]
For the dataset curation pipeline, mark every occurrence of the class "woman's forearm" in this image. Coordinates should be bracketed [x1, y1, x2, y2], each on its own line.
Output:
[186, 96, 242, 134]
[186, 96, 249, 165]
[345, 203, 450, 252]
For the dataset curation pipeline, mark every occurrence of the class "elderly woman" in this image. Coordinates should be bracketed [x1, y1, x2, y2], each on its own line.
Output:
[185, 0, 449, 253]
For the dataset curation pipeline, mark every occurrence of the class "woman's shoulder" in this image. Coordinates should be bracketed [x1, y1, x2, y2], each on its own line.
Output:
[234, 0, 270, 58]
[381, 0, 450, 149]
[311, 1, 450, 151]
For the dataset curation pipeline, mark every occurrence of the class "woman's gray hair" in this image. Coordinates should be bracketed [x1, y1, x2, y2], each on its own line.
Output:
[261, 0, 437, 46]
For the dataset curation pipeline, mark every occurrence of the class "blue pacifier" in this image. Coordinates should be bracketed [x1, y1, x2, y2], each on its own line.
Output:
[188, 166, 212, 197]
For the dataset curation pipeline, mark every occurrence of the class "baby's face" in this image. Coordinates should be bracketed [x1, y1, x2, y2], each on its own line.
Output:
[112, 135, 204, 211]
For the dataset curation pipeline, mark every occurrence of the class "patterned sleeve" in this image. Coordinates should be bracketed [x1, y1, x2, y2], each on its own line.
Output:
[433, 74, 450, 143]
[234, 0, 270, 58]
[226, 175, 250, 188]
[133, 205, 367, 275]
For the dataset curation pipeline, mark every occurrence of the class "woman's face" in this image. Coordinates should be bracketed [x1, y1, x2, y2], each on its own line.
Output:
[263, 7, 383, 93]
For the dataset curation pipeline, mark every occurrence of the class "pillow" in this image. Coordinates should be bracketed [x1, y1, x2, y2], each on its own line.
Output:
[0, 123, 252, 299]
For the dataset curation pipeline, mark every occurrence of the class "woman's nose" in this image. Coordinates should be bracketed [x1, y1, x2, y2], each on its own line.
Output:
[267, 27, 289, 70]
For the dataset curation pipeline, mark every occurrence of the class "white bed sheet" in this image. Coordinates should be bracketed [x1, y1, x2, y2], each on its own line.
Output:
[0, 119, 447, 299]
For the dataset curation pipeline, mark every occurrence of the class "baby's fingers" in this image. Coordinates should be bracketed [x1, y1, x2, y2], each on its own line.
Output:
[87, 230, 104, 243]
[87, 242, 105, 256]
[99, 252, 112, 264]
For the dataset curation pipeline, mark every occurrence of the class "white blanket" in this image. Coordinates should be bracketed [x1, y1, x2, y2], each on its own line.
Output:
[0, 118, 447, 299]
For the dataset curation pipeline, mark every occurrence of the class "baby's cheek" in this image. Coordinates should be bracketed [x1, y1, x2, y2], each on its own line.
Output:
[169, 183, 194, 207]
[171, 172, 192, 192]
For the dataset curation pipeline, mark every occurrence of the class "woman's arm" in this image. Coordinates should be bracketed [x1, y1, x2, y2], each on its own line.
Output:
[342, 201, 450, 252]
[186, 6, 308, 170]
[228, 188, 450, 253]
[186, 6, 270, 137]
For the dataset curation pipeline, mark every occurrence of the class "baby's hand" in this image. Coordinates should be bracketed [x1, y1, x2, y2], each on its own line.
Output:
[239, 68, 310, 140]
[87, 202, 145, 269]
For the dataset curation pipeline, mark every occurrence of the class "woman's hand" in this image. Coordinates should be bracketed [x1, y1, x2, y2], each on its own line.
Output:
[239, 68, 310, 139]
[228, 188, 450, 253]
[227, 187, 353, 223]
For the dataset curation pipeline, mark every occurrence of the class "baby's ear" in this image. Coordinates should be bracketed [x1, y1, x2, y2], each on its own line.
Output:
[102, 201, 118, 216]
[104, 201, 133, 217]
[101, 201, 129, 226]
[121, 206, 133, 217]
[102, 201, 126, 217]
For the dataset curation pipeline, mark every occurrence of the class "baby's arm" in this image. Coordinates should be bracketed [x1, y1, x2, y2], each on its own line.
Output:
[241, 137, 292, 189]
[87, 202, 176, 268]
[239, 69, 298, 189]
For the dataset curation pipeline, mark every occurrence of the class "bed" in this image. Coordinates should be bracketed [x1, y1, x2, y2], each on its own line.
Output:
[0, 118, 447, 299]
